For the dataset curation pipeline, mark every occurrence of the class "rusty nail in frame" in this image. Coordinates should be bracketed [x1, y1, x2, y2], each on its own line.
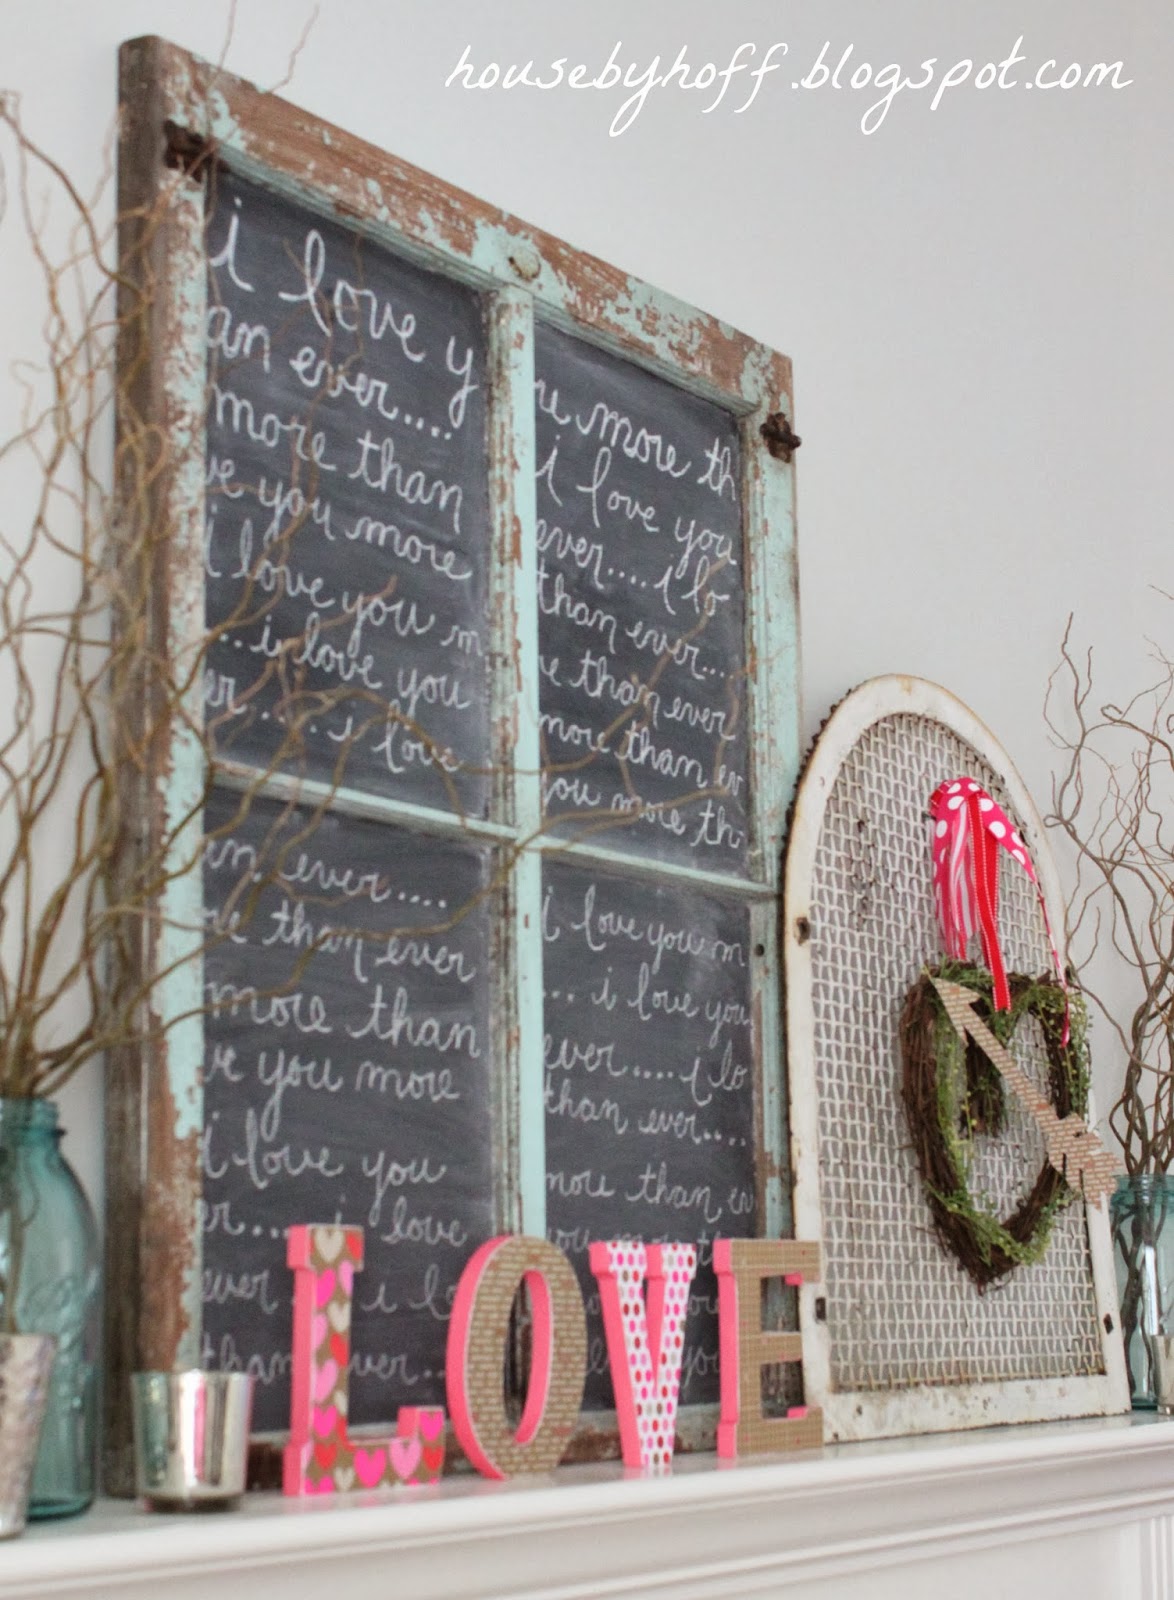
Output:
[508, 245, 541, 283]
[761, 412, 802, 463]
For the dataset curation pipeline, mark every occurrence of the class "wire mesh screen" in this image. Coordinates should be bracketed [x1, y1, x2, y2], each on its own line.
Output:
[808, 711, 1105, 1393]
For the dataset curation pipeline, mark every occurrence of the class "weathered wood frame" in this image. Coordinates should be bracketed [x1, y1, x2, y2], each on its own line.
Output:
[107, 35, 801, 1491]
[784, 675, 1129, 1441]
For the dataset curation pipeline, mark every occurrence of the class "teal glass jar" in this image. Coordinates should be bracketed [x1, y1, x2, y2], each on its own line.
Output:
[1110, 1173, 1174, 1409]
[0, 1097, 100, 1517]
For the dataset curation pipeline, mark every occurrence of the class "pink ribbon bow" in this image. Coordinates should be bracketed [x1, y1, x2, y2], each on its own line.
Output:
[929, 778, 1068, 1042]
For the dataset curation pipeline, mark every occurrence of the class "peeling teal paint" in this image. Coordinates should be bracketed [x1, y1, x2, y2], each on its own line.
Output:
[489, 290, 545, 1237]
[158, 186, 208, 1150]
[158, 35, 785, 416]
[743, 400, 800, 1240]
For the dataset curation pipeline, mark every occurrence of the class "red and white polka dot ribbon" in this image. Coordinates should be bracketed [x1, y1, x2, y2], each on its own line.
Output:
[929, 778, 1068, 1041]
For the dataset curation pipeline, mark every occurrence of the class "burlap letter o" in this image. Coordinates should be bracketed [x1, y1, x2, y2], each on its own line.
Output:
[447, 1235, 587, 1479]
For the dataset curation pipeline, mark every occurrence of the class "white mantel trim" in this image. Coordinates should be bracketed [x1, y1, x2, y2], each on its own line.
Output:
[9, 1416, 1174, 1600]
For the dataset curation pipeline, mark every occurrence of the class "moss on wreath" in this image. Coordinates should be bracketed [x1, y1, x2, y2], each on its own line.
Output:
[899, 962, 1089, 1290]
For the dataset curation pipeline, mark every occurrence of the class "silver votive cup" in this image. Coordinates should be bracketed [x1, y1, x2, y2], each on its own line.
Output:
[131, 1370, 254, 1510]
[1152, 1336, 1174, 1416]
[0, 1334, 57, 1539]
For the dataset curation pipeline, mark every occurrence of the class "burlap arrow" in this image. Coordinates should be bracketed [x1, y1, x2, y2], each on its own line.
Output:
[930, 977, 1118, 1207]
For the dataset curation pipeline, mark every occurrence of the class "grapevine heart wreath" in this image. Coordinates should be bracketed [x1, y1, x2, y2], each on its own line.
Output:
[898, 778, 1091, 1290]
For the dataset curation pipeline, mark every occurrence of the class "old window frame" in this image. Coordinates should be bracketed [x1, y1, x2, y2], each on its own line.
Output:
[107, 34, 800, 1489]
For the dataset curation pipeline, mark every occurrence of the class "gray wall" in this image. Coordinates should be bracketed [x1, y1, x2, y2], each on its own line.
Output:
[1, 0, 1169, 1210]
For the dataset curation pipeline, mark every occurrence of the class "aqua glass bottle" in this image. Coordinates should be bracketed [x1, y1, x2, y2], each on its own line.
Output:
[1110, 1173, 1174, 1409]
[0, 1097, 100, 1517]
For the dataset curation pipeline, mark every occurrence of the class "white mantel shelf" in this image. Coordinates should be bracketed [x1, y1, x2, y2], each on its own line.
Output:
[7, 1416, 1174, 1600]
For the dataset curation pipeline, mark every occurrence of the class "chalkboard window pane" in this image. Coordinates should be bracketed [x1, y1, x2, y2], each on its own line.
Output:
[541, 860, 758, 1411]
[201, 787, 498, 1432]
[204, 171, 493, 820]
[535, 323, 750, 875]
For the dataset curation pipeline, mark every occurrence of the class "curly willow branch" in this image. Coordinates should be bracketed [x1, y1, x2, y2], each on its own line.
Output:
[1044, 612, 1174, 1175]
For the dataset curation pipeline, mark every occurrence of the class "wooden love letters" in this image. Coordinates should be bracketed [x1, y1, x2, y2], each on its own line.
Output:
[284, 1224, 822, 1495]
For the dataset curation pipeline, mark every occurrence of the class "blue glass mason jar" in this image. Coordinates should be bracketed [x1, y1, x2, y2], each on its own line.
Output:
[0, 1097, 100, 1517]
[1110, 1173, 1174, 1409]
